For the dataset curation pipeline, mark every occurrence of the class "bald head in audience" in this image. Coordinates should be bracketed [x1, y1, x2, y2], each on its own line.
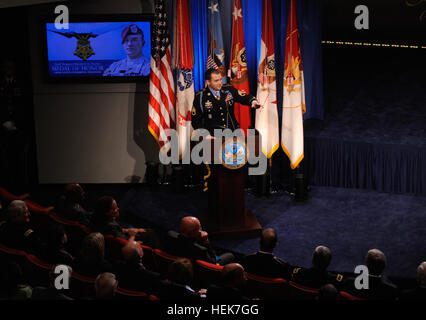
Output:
[417, 261, 426, 287]
[95, 272, 118, 299]
[7, 200, 30, 224]
[220, 263, 247, 288]
[366, 249, 386, 276]
[180, 216, 202, 239]
[318, 284, 338, 300]
[259, 228, 278, 252]
[312, 246, 331, 271]
[122, 240, 143, 264]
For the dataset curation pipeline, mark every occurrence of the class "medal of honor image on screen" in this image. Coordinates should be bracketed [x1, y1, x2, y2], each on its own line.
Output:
[45, 20, 151, 79]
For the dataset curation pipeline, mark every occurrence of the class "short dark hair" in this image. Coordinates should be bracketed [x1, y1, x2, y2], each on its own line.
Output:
[205, 68, 221, 81]
[168, 258, 194, 286]
[94, 196, 114, 216]
[260, 228, 277, 251]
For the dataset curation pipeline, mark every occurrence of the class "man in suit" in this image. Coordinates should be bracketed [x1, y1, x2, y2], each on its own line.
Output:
[342, 249, 398, 300]
[56, 183, 92, 226]
[157, 258, 204, 300]
[113, 240, 161, 294]
[291, 245, 344, 289]
[166, 216, 234, 265]
[243, 228, 293, 280]
[191, 68, 260, 135]
[206, 263, 250, 300]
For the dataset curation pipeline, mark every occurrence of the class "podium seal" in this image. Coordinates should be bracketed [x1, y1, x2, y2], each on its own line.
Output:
[221, 137, 248, 170]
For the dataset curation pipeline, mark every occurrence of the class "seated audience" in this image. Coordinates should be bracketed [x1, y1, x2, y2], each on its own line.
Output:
[0, 261, 32, 300]
[342, 249, 398, 300]
[243, 227, 293, 279]
[291, 245, 344, 289]
[72, 232, 113, 278]
[206, 263, 249, 300]
[90, 196, 161, 248]
[56, 183, 92, 226]
[158, 258, 203, 300]
[400, 261, 426, 300]
[166, 216, 234, 265]
[0, 200, 43, 254]
[317, 284, 338, 300]
[95, 272, 118, 300]
[41, 224, 73, 266]
[113, 240, 161, 293]
[32, 264, 73, 300]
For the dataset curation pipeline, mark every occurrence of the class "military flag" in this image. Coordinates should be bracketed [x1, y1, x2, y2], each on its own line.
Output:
[206, 0, 227, 83]
[256, 0, 279, 158]
[229, 0, 251, 132]
[148, 0, 175, 151]
[282, 0, 306, 169]
[173, 0, 194, 159]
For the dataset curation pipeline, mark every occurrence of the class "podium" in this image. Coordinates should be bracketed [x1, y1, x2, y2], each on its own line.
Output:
[200, 134, 262, 239]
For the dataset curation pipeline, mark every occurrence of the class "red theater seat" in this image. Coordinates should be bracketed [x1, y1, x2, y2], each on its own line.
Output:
[115, 287, 149, 300]
[288, 281, 319, 300]
[339, 290, 367, 300]
[195, 260, 223, 288]
[245, 273, 289, 299]
[153, 249, 181, 276]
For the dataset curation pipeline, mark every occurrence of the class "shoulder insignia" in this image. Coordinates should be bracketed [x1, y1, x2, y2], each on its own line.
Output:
[24, 229, 34, 237]
[336, 274, 343, 282]
[238, 89, 247, 96]
[292, 267, 301, 275]
[192, 106, 196, 116]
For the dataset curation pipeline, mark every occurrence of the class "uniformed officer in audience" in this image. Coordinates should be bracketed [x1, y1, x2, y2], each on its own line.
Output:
[0, 200, 43, 254]
[103, 24, 150, 76]
[191, 68, 261, 136]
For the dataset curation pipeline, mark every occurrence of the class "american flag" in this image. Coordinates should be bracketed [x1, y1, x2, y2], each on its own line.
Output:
[148, 0, 175, 150]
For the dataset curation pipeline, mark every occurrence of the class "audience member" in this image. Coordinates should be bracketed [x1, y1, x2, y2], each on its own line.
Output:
[0, 261, 32, 300]
[41, 224, 73, 266]
[166, 216, 234, 265]
[243, 227, 293, 279]
[31, 264, 73, 300]
[206, 263, 249, 300]
[0, 200, 43, 254]
[90, 196, 161, 248]
[113, 240, 161, 293]
[342, 249, 398, 300]
[56, 183, 92, 226]
[158, 258, 203, 300]
[291, 245, 344, 289]
[95, 272, 118, 300]
[400, 261, 426, 300]
[318, 284, 338, 300]
[72, 232, 113, 278]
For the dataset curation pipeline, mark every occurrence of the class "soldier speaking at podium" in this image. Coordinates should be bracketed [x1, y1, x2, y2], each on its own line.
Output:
[191, 68, 261, 233]
[191, 68, 260, 135]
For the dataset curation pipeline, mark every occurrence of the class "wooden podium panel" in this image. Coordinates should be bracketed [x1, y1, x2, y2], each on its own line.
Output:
[199, 135, 262, 239]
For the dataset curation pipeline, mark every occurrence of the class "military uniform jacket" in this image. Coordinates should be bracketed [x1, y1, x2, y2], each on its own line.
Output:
[191, 84, 257, 135]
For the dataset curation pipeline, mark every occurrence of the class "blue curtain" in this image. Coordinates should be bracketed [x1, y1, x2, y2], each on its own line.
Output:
[182, 0, 323, 120]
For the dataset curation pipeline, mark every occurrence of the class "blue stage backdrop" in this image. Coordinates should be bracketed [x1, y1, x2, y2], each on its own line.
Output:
[185, 0, 323, 120]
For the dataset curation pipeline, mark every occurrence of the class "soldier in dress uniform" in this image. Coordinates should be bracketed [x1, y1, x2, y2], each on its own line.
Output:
[103, 24, 150, 76]
[290, 245, 345, 290]
[0, 200, 43, 255]
[191, 68, 260, 135]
